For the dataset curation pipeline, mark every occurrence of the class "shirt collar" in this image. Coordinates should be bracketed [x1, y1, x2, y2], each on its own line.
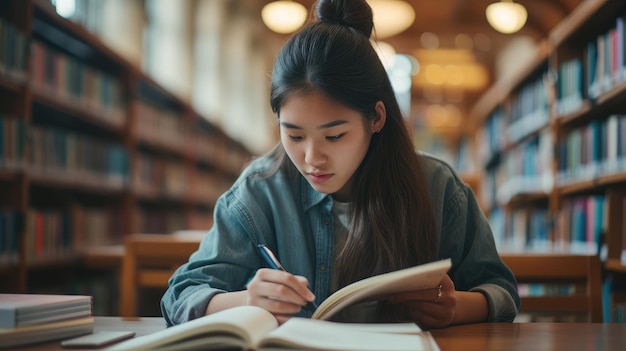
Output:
[300, 175, 330, 211]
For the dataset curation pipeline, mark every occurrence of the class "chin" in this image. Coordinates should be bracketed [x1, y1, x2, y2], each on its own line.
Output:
[308, 182, 337, 195]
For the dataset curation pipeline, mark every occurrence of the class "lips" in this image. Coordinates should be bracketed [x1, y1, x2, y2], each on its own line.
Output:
[308, 172, 332, 183]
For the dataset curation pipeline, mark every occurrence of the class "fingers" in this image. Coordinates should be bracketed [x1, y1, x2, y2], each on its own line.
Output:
[391, 286, 442, 304]
[391, 275, 454, 303]
[247, 269, 315, 315]
[389, 275, 457, 329]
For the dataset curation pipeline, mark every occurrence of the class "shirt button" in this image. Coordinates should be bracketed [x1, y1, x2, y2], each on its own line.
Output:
[320, 264, 326, 271]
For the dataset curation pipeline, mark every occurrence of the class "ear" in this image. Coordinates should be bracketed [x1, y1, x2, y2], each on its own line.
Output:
[372, 101, 386, 132]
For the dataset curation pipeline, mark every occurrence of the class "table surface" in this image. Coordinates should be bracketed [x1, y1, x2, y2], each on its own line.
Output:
[11, 317, 626, 351]
[429, 322, 626, 351]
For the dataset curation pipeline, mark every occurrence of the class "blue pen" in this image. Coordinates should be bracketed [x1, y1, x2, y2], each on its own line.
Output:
[257, 244, 318, 312]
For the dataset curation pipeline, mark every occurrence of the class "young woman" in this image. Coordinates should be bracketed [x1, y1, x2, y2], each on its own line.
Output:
[161, 0, 519, 329]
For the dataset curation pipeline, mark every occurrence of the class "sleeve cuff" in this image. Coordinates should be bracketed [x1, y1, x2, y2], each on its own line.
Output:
[470, 283, 518, 322]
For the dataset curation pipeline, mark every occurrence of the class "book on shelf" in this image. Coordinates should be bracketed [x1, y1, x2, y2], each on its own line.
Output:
[557, 114, 626, 185]
[556, 58, 584, 116]
[28, 124, 129, 188]
[506, 76, 549, 144]
[0, 17, 29, 82]
[0, 115, 26, 171]
[554, 195, 606, 255]
[0, 294, 94, 348]
[622, 196, 626, 265]
[0, 210, 20, 266]
[586, 12, 626, 99]
[105, 305, 438, 351]
[30, 40, 126, 125]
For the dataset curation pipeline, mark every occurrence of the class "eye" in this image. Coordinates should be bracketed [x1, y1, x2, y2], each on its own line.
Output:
[288, 135, 303, 141]
[326, 133, 345, 141]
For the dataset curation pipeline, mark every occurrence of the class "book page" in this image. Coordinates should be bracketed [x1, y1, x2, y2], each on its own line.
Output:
[259, 317, 432, 351]
[312, 258, 451, 320]
[105, 306, 278, 351]
[321, 321, 422, 334]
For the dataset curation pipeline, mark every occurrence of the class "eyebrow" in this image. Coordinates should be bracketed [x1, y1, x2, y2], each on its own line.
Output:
[280, 120, 349, 130]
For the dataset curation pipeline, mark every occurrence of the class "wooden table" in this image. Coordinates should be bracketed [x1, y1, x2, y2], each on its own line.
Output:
[429, 323, 626, 351]
[12, 317, 626, 351]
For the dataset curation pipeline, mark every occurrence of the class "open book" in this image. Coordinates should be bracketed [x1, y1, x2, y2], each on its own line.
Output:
[106, 259, 450, 351]
[312, 258, 451, 320]
[105, 305, 439, 351]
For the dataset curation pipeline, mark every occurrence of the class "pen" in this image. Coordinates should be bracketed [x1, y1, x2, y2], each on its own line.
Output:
[257, 244, 318, 312]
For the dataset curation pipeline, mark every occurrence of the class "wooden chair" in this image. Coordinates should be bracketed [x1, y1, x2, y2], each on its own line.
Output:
[500, 254, 603, 323]
[119, 232, 205, 317]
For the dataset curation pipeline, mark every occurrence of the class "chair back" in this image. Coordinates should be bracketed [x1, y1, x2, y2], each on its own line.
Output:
[500, 254, 603, 323]
[120, 232, 204, 317]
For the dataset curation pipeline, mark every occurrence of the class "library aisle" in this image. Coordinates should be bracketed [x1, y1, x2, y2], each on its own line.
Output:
[0, 0, 251, 314]
[468, 0, 626, 322]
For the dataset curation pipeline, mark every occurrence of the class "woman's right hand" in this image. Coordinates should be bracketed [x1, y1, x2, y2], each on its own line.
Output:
[245, 268, 316, 324]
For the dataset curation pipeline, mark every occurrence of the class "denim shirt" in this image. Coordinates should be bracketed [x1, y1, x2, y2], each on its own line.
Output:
[160, 152, 520, 326]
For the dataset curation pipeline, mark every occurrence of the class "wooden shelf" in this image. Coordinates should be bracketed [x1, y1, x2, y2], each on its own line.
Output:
[556, 100, 592, 127]
[0, 0, 252, 302]
[556, 179, 599, 196]
[31, 0, 130, 73]
[597, 173, 626, 187]
[0, 170, 22, 181]
[0, 75, 27, 93]
[83, 245, 124, 269]
[470, 40, 551, 125]
[31, 87, 126, 134]
[0, 263, 19, 274]
[549, 0, 611, 47]
[506, 192, 550, 208]
[605, 259, 626, 274]
[29, 172, 127, 195]
[134, 190, 188, 205]
[556, 172, 626, 196]
[24, 254, 83, 269]
[136, 137, 187, 159]
[596, 80, 626, 110]
[469, 0, 626, 322]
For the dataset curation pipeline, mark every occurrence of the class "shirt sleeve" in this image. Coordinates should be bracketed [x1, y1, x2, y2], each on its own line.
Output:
[436, 164, 520, 322]
[160, 190, 261, 326]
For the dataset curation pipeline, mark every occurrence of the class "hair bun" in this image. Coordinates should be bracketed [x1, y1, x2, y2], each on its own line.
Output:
[315, 0, 373, 37]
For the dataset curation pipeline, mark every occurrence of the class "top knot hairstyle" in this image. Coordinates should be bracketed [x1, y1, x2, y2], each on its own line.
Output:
[315, 0, 374, 37]
[270, 0, 384, 118]
[268, 0, 438, 301]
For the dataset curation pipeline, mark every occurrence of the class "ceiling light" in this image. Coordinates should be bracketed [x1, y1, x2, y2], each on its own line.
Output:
[486, 0, 528, 34]
[262, 1, 415, 39]
[262, 1, 308, 34]
[368, 0, 415, 39]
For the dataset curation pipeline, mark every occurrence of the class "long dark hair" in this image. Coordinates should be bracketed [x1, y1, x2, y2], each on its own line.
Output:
[268, 0, 438, 288]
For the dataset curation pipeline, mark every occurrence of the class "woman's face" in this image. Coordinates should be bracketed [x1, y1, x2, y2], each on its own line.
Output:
[279, 90, 381, 202]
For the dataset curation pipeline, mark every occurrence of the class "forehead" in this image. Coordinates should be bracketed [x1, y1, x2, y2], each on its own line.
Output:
[279, 90, 363, 125]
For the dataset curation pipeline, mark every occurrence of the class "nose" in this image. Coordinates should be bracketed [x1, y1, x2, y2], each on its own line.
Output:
[304, 140, 326, 168]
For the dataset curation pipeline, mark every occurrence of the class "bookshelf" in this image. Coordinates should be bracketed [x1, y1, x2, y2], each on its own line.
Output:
[0, 0, 252, 311]
[470, 0, 626, 321]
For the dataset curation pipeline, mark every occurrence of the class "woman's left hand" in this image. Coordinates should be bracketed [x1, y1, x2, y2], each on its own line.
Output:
[389, 274, 456, 329]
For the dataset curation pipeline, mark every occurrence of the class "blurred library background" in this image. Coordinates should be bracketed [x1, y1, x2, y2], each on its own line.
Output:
[0, 0, 625, 323]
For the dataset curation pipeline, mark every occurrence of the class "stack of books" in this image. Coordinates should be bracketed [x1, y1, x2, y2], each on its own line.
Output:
[0, 294, 94, 349]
